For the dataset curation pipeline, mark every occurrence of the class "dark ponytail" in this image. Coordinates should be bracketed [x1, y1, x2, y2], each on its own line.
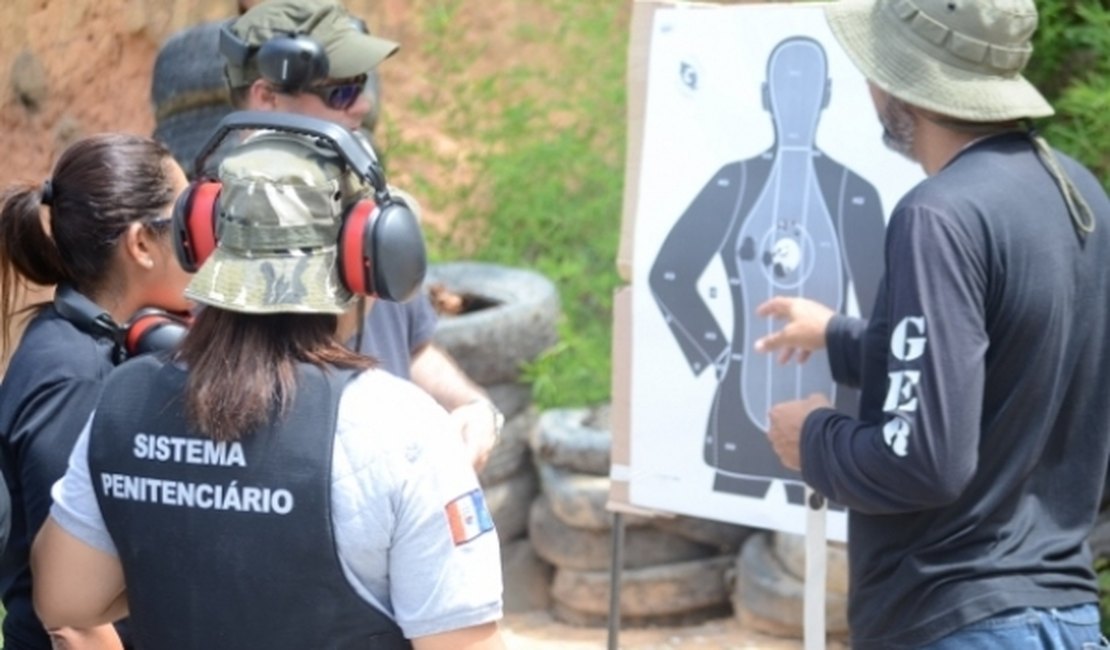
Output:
[0, 133, 176, 354]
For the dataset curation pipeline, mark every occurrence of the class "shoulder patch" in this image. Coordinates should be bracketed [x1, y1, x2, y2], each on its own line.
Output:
[445, 488, 495, 546]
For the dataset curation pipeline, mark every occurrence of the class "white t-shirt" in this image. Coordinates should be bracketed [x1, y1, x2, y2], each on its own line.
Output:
[50, 368, 503, 639]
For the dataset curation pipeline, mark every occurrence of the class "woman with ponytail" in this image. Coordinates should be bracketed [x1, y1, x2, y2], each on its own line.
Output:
[0, 133, 192, 650]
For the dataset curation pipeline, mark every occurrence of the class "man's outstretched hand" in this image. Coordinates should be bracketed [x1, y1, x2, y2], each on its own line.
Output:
[754, 296, 836, 364]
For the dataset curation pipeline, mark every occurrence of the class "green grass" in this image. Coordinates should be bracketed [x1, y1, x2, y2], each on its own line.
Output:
[388, 0, 628, 409]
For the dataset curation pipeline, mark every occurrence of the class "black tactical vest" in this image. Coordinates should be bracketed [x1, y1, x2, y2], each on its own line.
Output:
[87, 356, 411, 650]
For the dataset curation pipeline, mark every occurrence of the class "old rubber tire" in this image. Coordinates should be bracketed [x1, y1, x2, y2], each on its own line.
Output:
[550, 554, 735, 618]
[500, 537, 554, 614]
[651, 514, 755, 554]
[529, 496, 715, 572]
[770, 531, 850, 596]
[485, 381, 534, 419]
[478, 408, 536, 487]
[731, 533, 849, 639]
[483, 469, 538, 543]
[531, 406, 612, 476]
[536, 461, 627, 531]
[425, 262, 560, 385]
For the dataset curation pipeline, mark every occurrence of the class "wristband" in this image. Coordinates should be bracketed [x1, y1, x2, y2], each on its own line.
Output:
[472, 399, 505, 440]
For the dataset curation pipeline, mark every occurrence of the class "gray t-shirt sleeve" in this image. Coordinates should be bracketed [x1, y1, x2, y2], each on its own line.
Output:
[48, 414, 117, 555]
[332, 371, 502, 638]
[407, 294, 438, 352]
[351, 296, 440, 379]
[802, 203, 987, 514]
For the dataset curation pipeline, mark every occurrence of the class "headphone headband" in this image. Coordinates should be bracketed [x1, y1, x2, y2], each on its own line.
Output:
[193, 111, 387, 193]
[218, 20, 253, 68]
[53, 285, 188, 363]
[177, 111, 427, 304]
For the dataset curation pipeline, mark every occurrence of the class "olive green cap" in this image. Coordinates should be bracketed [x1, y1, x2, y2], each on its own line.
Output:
[225, 0, 399, 88]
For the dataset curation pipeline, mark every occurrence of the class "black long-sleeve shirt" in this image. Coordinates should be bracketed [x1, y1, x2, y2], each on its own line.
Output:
[800, 133, 1110, 648]
[0, 304, 115, 649]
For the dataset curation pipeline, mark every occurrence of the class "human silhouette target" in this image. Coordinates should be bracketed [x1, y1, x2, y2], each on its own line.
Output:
[648, 36, 885, 506]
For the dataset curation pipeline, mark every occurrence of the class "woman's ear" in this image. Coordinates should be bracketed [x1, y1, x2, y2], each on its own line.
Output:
[121, 222, 156, 271]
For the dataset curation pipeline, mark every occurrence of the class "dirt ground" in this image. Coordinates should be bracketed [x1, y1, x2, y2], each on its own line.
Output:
[501, 611, 828, 649]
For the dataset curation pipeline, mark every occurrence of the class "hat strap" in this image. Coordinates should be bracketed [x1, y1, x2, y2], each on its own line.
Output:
[1026, 127, 1097, 238]
[920, 113, 1022, 136]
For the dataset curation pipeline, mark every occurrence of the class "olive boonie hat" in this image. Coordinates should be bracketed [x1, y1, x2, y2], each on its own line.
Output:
[225, 0, 399, 88]
[185, 132, 356, 314]
[825, 0, 1054, 122]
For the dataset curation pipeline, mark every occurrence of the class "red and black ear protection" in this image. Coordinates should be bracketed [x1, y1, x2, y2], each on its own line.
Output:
[172, 180, 220, 274]
[171, 111, 427, 302]
[54, 285, 191, 364]
[123, 308, 191, 360]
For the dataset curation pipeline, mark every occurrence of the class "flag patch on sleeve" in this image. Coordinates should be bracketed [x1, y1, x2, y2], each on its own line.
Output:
[445, 488, 495, 546]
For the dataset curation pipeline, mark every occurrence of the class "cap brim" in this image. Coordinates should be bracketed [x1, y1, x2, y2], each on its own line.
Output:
[186, 246, 354, 315]
[324, 31, 399, 79]
[825, 0, 1053, 122]
[154, 104, 235, 178]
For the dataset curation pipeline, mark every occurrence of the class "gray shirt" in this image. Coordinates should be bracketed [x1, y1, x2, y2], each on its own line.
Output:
[350, 295, 438, 379]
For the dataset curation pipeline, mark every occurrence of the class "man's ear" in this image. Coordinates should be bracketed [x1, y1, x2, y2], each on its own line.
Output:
[822, 78, 832, 109]
[761, 82, 770, 112]
[247, 78, 279, 110]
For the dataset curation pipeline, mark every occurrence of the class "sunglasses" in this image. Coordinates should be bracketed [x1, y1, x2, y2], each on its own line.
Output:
[303, 74, 368, 111]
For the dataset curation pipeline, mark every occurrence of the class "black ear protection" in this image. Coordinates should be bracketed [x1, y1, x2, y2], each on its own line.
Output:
[53, 285, 190, 364]
[219, 21, 329, 94]
[172, 111, 427, 303]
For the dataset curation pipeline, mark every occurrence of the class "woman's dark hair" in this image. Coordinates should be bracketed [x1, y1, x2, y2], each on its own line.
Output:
[0, 133, 176, 351]
[178, 309, 375, 441]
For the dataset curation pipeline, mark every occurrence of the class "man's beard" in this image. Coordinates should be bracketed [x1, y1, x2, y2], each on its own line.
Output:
[878, 95, 916, 161]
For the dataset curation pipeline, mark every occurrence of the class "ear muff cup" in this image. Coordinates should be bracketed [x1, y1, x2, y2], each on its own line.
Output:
[256, 34, 330, 94]
[172, 181, 222, 273]
[181, 111, 429, 302]
[338, 198, 427, 302]
[125, 309, 191, 358]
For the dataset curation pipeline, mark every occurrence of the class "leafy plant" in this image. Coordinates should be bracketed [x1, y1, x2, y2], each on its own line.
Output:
[1027, 0, 1110, 192]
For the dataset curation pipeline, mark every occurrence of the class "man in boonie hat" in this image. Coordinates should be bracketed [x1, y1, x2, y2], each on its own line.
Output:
[750, 1, 1110, 647]
[218, 0, 506, 473]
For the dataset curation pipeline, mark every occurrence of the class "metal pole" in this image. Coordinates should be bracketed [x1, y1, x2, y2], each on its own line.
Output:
[804, 488, 828, 650]
[607, 511, 626, 650]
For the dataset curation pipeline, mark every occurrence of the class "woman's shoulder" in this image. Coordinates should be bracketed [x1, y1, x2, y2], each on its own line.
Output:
[333, 368, 451, 477]
[5, 308, 112, 385]
[338, 369, 447, 434]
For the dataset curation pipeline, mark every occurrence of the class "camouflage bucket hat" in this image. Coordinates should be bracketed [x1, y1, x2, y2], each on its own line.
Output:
[825, 0, 1053, 122]
[185, 132, 355, 314]
[225, 0, 399, 88]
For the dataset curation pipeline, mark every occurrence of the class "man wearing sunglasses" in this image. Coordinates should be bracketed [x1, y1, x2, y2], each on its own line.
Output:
[219, 0, 504, 474]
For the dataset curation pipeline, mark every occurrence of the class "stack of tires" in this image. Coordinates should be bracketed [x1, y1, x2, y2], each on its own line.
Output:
[730, 530, 850, 641]
[425, 261, 561, 612]
[529, 405, 754, 626]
